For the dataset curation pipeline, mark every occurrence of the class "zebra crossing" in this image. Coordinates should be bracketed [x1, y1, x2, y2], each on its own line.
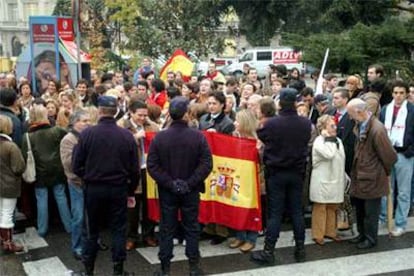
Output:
[217, 248, 414, 276]
[2, 217, 414, 276]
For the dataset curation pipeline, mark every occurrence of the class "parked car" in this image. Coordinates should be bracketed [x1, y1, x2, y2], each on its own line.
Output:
[224, 47, 305, 78]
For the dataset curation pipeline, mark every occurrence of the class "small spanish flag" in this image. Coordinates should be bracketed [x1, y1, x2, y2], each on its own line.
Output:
[159, 49, 194, 82]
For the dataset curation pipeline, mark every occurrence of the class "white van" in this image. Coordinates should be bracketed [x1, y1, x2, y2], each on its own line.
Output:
[223, 47, 305, 78]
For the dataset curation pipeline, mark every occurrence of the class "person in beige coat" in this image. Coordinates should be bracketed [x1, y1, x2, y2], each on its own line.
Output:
[310, 114, 346, 245]
[0, 115, 25, 253]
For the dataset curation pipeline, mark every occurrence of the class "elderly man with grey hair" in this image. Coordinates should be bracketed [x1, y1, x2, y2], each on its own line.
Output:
[346, 98, 397, 249]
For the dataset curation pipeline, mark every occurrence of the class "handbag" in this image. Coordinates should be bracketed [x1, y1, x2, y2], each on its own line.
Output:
[22, 133, 36, 183]
[336, 208, 349, 230]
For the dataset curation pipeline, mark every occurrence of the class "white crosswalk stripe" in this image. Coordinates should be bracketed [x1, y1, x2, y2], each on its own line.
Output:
[215, 248, 414, 276]
[11, 217, 414, 275]
[137, 216, 414, 264]
[14, 227, 48, 251]
[23, 257, 71, 276]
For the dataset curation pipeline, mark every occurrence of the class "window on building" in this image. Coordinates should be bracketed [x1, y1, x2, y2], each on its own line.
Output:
[8, 3, 18, 21]
[239, 52, 253, 62]
[42, 2, 54, 15]
[256, 51, 272, 61]
[24, 3, 38, 18]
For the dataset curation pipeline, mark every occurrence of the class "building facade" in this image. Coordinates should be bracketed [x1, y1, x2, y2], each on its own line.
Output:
[0, 0, 57, 58]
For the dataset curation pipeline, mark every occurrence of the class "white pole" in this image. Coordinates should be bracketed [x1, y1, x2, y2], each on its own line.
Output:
[315, 48, 329, 95]
[75, 0, 82, 80]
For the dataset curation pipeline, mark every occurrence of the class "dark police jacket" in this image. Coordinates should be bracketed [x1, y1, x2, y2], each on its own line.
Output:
[72, 116, 139, 195]
[147, 120, 213, 193]
[257, 108, 311, 173]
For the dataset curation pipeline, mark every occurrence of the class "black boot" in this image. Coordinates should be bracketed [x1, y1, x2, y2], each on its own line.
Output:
[250, 241, 275, 266]
[153, 261, 170, 276]
[83, 261, 95, 276]
[189, 258, 203, 276]
[294, 241, 306, 263]
[113, 262, 127, 276]
[348, 234, 365, 244]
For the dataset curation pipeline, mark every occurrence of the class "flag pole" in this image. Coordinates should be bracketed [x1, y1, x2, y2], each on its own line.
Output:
[387, 177, 394, 236]
[73, 0, 82, 80]
[315, 48, 329, 95]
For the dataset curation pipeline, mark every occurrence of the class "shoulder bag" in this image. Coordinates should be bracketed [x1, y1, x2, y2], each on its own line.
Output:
[22, 133, 36, 183]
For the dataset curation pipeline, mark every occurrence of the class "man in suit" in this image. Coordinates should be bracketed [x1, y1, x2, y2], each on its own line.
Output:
[330, 87, 356, 175]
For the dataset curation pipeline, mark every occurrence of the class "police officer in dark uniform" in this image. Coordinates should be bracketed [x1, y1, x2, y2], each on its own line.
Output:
[72, 96, 139, 276]
[147, 96, 213, 276]
[252, 88, 311, 265]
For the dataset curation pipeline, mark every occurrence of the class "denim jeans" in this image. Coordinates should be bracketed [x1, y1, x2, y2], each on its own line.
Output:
[68, 183, 84, 254]
[411, 163, 414, 207]
[35, 183, 72, 237]
[265, 170, 305, 246]
[380, 153, 414, 229]
[235, 231, 258, 244]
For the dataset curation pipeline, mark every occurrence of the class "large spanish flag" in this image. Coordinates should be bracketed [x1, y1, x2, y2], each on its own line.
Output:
[159, 49, 194, 82]
[145, 131, 262, 231]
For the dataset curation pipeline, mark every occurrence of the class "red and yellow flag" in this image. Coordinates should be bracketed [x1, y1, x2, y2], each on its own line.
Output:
[145, 131, 262, 232]
[159, 49, 194, 82]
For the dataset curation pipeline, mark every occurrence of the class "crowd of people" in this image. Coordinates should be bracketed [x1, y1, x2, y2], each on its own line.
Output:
[0, 60, 414, 276]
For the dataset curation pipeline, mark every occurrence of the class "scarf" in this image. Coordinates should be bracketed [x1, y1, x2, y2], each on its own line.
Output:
[0, 133, 12, 141]
[384, 100, 407, 147]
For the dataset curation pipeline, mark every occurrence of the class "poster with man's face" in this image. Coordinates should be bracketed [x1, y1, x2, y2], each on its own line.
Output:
[30, 20, 59, 95]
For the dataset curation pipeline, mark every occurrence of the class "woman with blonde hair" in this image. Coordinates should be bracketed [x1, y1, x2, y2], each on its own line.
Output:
[0, 115, 25, 253]
[56, 90, 81, 128]
[23, 105, 71, 237]
[346, 75, 364, 99]
[229, 109, 261, 252]
[310, 114, 345, 245]
[84, 105, 99, 125]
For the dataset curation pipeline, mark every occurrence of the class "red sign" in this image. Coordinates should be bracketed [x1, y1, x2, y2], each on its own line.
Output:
[61, 40, 91, 62]
[57, 18, 74, 41]
[32, 24, 55, 43]
[273, 50, 301, 64]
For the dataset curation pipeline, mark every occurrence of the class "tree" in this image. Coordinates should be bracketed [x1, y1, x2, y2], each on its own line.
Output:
[228, 0, 298, 46]
[229, 0, 408, 43]
[283, 18, 414, 78]
[107, 0, 230, 58]
[52, 0, 71, 16]
[52, 0, 118, 70]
